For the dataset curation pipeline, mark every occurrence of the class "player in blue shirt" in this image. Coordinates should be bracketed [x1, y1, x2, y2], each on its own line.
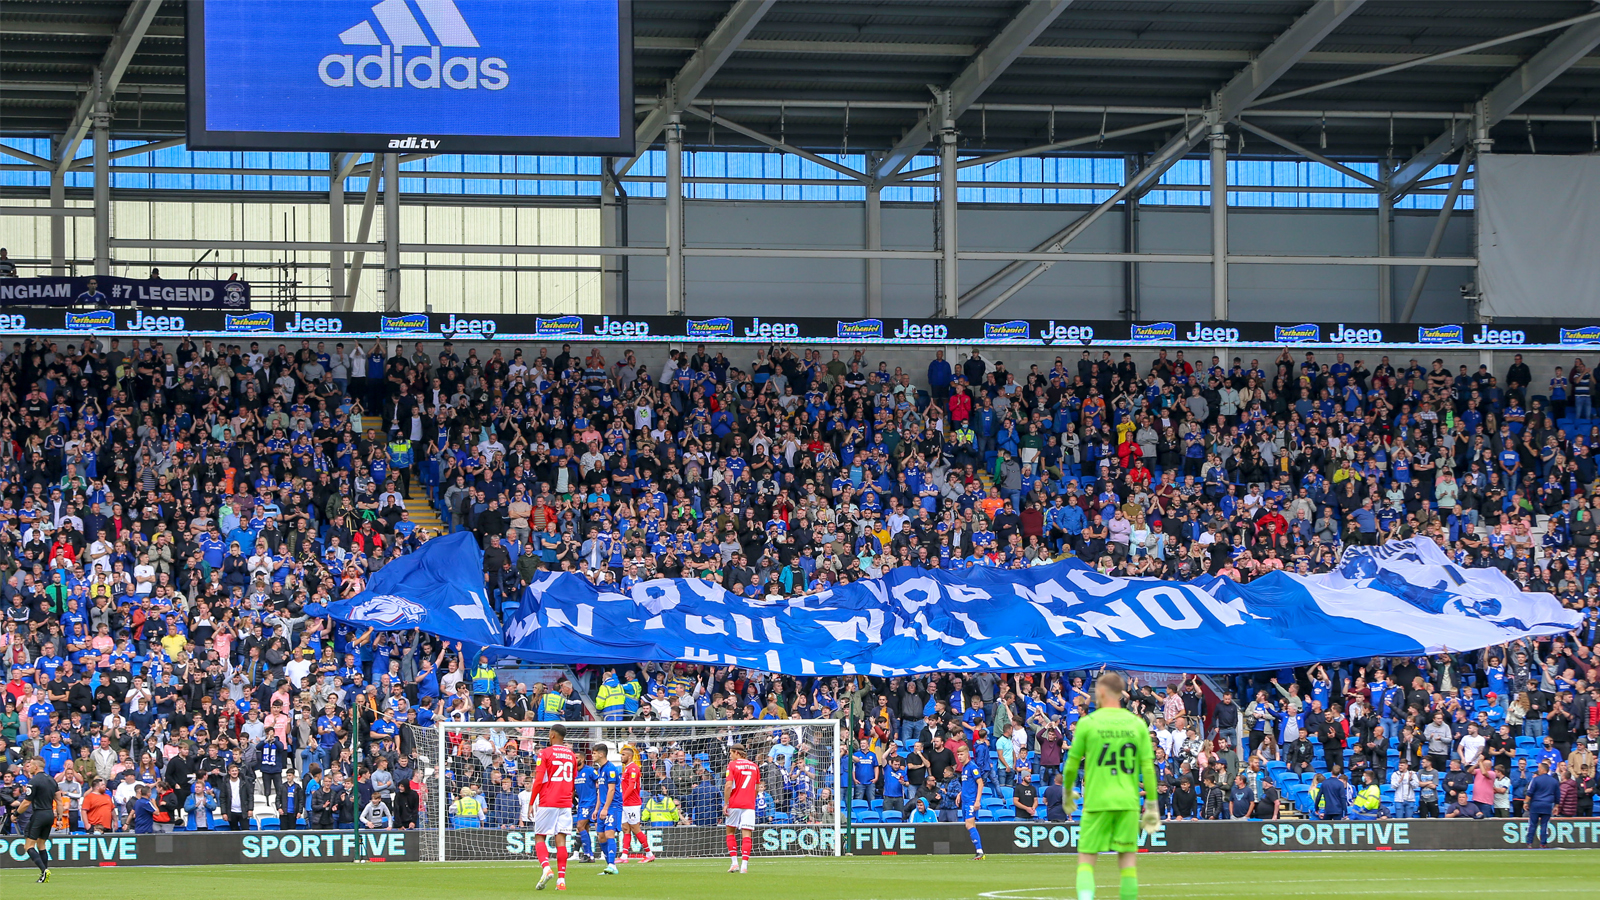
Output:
[574, 754, 600, 863]
[958, 746, 986, 860]
[593, 743, 622, 875]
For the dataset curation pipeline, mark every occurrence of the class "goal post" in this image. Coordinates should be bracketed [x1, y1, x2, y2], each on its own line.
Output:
[418, 719, 842, 862]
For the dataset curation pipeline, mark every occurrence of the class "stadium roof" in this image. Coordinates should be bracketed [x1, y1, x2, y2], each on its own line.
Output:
[3, 0, 1599, 169]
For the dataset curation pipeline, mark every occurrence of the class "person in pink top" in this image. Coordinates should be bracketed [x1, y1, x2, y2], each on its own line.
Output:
[1470, 759, 1500, 818]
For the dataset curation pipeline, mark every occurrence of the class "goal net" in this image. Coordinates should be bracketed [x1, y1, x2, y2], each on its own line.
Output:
[417, 719, 842, 863]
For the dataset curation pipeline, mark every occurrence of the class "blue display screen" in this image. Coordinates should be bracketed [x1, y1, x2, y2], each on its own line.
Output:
[191, 0, 628, 152]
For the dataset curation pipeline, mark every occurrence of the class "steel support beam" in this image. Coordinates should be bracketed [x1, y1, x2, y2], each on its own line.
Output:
[961, 0, 1365, 317]
[55, 0, 164, 176]
[1391, 17, 1600, 196]
[624, 0, 776, 174]
[865, 182, 883, 317]
[1400, 149, 1474, 324]
[600, 164, 620, 315]
[1233, 120, 1385, 188]
[1123, 156, 1141, 321]
[383, 153, 400, 313]
[343, 169, 382, 310]
[938, 96, 960, 318]
[963, 118, 1212, 318]
[1210, 124, 1229, 320]
[1214, 0, 1367, 121]
[683, 108, 866, 180]
[1377, 182, 1393, 321]
[875, 0, 1075, 182]
[1252, 9, 1600, 108]
[92, 92, 111, 276]
[665, 115, 685, 315]
[329, 153, 346, 309]
[50, 135, 66, 275]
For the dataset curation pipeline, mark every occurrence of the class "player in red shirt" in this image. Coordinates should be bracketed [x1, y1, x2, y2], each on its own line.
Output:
[529, 724, 577, 891]
[723, 744, 761, 874]
[617, 744, 654, 863]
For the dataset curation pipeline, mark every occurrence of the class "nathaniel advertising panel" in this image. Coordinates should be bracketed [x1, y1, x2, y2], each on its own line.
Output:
[187, 0, 632, 154]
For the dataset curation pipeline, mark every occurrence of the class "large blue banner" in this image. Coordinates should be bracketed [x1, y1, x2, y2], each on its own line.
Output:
[493, 539, 1580, 675]
[306, 531, 502, 646]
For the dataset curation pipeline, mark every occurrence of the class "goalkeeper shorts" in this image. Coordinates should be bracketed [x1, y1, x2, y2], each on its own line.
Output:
[1077, 809, 1139, 854]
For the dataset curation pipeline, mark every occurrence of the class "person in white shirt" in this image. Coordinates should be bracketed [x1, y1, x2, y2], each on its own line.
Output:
[226, 765, 247, 830]
[1458, 723, 1487, 768]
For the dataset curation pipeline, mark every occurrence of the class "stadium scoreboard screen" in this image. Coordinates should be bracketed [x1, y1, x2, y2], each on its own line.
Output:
[186, 0, 632, 154]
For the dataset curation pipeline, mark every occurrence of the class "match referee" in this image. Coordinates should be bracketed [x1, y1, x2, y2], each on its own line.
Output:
[22, 756, 58, 882]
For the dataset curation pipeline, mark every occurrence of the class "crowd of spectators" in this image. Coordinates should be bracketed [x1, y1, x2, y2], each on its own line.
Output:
[0, 332, 1596, 837]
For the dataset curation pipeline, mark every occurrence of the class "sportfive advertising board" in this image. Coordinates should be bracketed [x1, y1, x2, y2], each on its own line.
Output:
[5, 821, 1595, 867]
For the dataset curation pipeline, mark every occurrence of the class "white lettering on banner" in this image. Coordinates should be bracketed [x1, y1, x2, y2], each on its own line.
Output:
[1068, 599, 1155, 642]
[1186, 584, 1250, 626]
[762, 617, 784, 644]
[684, 647, 719, 663]
[0, 314, 26, 331]
[1066, 569, 1125, 597]
[135, 285, 215, 303]
[633, 581, 684, 613]
[503, 612, 538, 643]
[1014, 579, 1086, 608]
[913, 611, 962, 645]
[891, 576, 943, 614]
[1015, 643, 1048, 667]
[685, 614, 726, 636]
[818, 609, 884, 643]
[973, 646, 1017, 669]
[951, 610, 989, 640]
[1135, 586, 1204, 630]
[946, 585, 991, 604]
[1028, 601, 1078, 637]
[732, 614, 756, 642]
[544, 604, 594, 636]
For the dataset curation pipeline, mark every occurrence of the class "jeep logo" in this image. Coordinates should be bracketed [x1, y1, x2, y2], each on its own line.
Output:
[0, 314, 25, 331]
[1330, 324, 1384, 344]
[131, 310, 186, 331]
[1185, 322, 1240, 343]
[592, 315, 649, 337]
[286, 312, 344, 333]
[743, 317, 800, 340]
[1472, 325, 1526, 345]
[892, 319, 949, 340]
[440, 313, 497, 336]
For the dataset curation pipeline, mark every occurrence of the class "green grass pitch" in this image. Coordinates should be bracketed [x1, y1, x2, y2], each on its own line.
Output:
[3, 850, 1597, 899]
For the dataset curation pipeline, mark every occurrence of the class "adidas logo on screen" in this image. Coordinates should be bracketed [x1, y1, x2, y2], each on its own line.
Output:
[318, 0, 508, 90]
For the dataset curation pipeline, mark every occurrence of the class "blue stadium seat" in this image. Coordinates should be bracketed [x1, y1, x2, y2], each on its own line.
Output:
[856, 811, 881, 823]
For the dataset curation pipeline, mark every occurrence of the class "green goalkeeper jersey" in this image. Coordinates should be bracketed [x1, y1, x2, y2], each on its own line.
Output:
[1062, 706, 1157, 812]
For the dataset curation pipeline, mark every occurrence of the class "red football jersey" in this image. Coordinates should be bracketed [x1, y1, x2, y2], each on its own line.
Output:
[726, 757, 761, 810]
[534, 744, 577, 808]
[621, 761, 643, 806]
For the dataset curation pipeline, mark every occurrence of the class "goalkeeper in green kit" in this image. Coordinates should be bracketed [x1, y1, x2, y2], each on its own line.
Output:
[1059, 671, 1160, 900]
